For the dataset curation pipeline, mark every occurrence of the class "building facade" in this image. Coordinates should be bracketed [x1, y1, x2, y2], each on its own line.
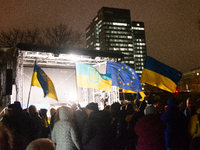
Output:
[132, 21, 147, 76]
[178, 68, 200, 92]
[86, 7, 147, 76]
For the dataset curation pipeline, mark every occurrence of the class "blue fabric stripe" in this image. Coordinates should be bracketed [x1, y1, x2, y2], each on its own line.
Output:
[34, 64, 49, 97]
[76, 62, 111, 80]
[144, 56, 182, 84]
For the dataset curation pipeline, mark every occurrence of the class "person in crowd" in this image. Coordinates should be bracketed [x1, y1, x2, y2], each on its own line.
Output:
[2, 101, 33, 150]
[183, 97, 196, 124]
[161, 98, 189, 150]
[71, 103, 78, 113]
[189, 132, 200, 150]
[28, 105, 44, 140]
[178, 101, 186, 112]
[53, 107, 61, 124]
[39, 108, 50, 138]
[188, 99, 200, 138]
[155, 102, 165, 117]
[134, 105, 166, 150]
[164, 105, 168, 112]
[110, 102, 127, 150]
[103, 105, 111, 113]
[82, 102, 111, 150]
[0, 122, 13, 150]
[51, 106, 81, 150]
[128, 100, 147, 150]
[50, 108, 56, 131]
[124, 103, 135, 150]
[26, 138, 55, 150]
[101, 105, 113, 150]
[73, 106, 87, 142]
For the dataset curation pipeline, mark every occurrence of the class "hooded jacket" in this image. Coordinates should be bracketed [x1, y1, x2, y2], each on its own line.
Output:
[161, 99, 189, 149]
[51, 106, 81, 150]
[134, 106, 166, 150]
[188, 109, 200, 137]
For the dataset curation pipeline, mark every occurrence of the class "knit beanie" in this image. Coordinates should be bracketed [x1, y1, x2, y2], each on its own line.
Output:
[13, 101, 22, 110]
[144, 105, 156, 115]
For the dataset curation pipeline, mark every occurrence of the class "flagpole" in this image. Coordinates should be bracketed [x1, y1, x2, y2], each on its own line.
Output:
[122, 89, 125, 101]
[27, 60, 36, 109]
[74, 62, 79, 104]
[135, 81, 141, 101]
[26, 85, 32, 108]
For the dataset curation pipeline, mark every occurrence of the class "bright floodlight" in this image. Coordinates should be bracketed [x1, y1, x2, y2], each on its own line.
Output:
[70, 93, 77, 102]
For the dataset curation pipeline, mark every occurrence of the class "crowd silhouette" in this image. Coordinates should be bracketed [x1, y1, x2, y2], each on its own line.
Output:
[1, 96, 200, 150]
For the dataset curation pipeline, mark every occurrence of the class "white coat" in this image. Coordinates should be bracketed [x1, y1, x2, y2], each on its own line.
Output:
[51, 106, 81, 150]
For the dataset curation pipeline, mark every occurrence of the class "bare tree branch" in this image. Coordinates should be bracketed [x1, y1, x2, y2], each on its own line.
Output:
[0, 23, 83, 49]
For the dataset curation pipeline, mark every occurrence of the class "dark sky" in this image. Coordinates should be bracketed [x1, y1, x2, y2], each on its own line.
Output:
[0, 0, 200, 73]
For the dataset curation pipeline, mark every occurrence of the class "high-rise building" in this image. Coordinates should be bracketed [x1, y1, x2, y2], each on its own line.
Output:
[86, 7, 147, 75]
[132, 21, 147, 76]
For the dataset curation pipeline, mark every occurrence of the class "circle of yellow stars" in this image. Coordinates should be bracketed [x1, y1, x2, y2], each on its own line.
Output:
[117, 66, 135, 86]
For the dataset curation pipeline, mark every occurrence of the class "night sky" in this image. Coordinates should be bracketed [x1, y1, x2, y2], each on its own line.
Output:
[0, 0, 200, 73]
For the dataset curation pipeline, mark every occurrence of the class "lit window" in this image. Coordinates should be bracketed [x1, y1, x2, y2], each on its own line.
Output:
[94, 17, 98, 21]
[113, 22, 127, 26]
[127, 36, 132, 39]
[128, 44, 133, 47]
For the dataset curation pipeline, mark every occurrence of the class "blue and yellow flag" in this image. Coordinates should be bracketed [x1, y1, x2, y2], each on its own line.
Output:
[138, 91, 146, 101]
[140, 56, 182, 93]
[75, 62, 112, 91]
[106, 61, 141, 93]
[31, 62, 58, 101]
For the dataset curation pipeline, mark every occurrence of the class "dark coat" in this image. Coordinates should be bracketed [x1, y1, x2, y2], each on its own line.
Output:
[82, 111, 109, 150]
[110, 110, 127, 150]
[134, 114, 166, 150]
[161, 99, 189, 149]
[2, 109, 33, 150]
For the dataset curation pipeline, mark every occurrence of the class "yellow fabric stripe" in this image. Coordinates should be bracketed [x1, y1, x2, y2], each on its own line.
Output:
[141, 68, 177, 93]
[31, 72, 41, 87]
[46, 76, 58, 101]
[122, 89, 137, 93]
[139, 91, 146, 101]
[76, 75, 112, 91]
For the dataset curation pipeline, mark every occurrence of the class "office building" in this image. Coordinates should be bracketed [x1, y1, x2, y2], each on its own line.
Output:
[132, 21, 147, 76]
[86, 7, 147, 75]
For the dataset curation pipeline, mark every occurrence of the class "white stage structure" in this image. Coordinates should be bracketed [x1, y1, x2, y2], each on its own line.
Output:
[6, 43, 123, 112]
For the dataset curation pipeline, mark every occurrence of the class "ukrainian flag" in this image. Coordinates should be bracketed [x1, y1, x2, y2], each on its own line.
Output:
[138, 91, 146, 101]
[140, 56, 182, 93]
[31, 62, 58, 101]
[75, 62, 112, 91]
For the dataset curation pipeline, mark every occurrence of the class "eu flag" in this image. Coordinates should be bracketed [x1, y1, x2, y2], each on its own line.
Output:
[31, 62, 58, 101]
[106, 61, 141, 93]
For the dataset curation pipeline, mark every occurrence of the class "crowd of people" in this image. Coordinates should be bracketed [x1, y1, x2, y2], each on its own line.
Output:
[0, 96, 200, 150]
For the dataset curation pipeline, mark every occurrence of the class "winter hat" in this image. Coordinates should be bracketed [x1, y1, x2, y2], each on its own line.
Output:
[144, 105, 157, 115]
[86, 102, 99, 111]
[13, 101, 22, 110]
[167, 98, 178, 110]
